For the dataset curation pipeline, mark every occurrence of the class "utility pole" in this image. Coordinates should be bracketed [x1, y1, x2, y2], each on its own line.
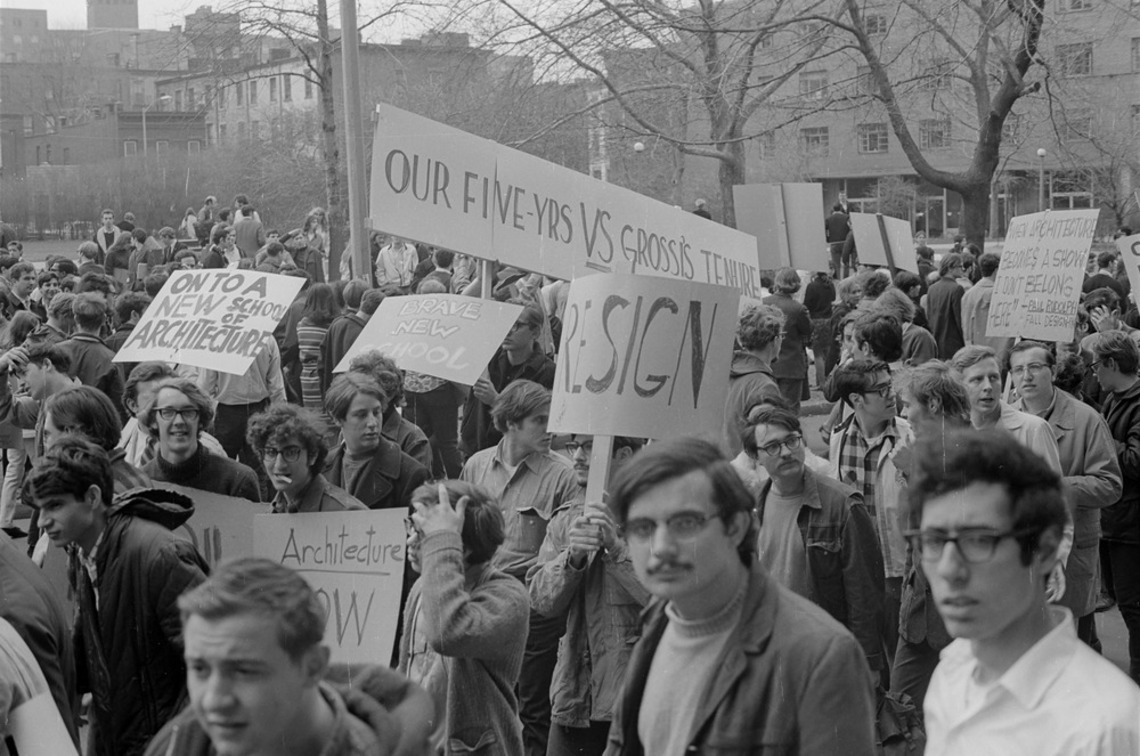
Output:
[339, 0, 370, 281]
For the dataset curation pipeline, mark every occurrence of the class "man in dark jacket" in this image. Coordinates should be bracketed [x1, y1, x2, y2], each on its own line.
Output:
[723, 304, 783, 457]
[748, 407, 885, 674]
[825, 203, 851, 278]
[58, 293, 126, 421]
[26, 436, 208, 756]
[926, 252, 967, 359]
[321, 285, 380, 393]
[1089, 330, 1140, 683]
[763, 268, 813, 413]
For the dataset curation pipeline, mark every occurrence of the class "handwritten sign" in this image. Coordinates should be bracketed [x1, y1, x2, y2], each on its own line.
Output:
[850, 213, 918, 273]
[370, 104, 763, 298]
[253, 510, 406, 664]
[334, 294, 523, 384]
[549, 273, 737, 439]
[733, 183, 829, 271]
[113, 269, 303, 375]
[1116, 233, 1140, 305]
[987, 209, 1099, 341]
[158, 483, 269, 569]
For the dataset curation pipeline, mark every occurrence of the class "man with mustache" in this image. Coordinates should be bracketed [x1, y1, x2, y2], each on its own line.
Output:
[909, 429, 1140, 754]
[604, 437, 876, 755]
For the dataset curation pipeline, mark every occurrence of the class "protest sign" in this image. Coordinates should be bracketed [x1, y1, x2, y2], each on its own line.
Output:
[987, 209, 1099, 341]
[253, 509, 405, 664]
[1116, 233, 1140, 304]
[158, 483, 269, 569]
[333, 294, 523, 384]
[549, 273, 737, 440]
[113, 269, 303, 375]
[850, 213, 919, 273]
[733, 183, 829, 271]
[370, 104, 763, 298]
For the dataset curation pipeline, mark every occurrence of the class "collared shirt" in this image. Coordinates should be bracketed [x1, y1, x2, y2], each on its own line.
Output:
[77, 530, 106, 609]
[460, 441, 582, 580]
[196, 334, 286, 406]
[271, 474, 366, 514]
[925, 606, 1140, 756]
[836, 417, 902, 574]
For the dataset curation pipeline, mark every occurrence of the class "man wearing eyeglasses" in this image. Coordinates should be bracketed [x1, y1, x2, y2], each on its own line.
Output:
[604, 437, 876, 755]
[908, 429, 1140, 754]
[747, 407, 885, 674]
[1009, 340, 1121, 651]
[528, 435, 649, 755]
[828, 358, 913, 660]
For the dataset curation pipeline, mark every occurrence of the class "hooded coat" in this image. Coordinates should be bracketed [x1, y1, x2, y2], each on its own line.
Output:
[722, 351, 782, 457]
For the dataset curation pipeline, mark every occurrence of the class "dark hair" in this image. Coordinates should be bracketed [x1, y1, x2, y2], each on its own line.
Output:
[433, 248, 455, 269]
[854, 312, 903, 363]
[217, 209, 231, 223]
[892, 270, 922, 293]
[342, 280, 368, 310]
[178, 557, 326, 662]
[24, 435, 113, 509]
[124, 361, 178, 410]
[741, 406, 801, 458]
[144, 273, 169, 297]
[131, 228, 148, 243]
[905, 360, 971, 426]
[491, 380, 550, 433]
[1089, 330, 1140, 375]
[75, 273, 112, 299]
[908, 429, 1066, 565]
[938, 252, 964, 277]
[863, 271, 890, 299]
[36, 270, 60, 289]
[736, 305, 784, 352]
[53, 259, 78, 277]
[609, 437, 758, 566]
[978, 252, 1001, 278]
[301, 283, 339, 328]
[4, 311, 40, 348]
[107, 232, 134, 257]
[347, 350, 403, 405]
[1096, 250, 1118, 271]
[139, 377, 216, 437]
[45, 386, 123, 451]
[0, 256, 17, 274]
[24, 341, 71, 375]
[211, 224, 232, 245]
[1053, 351, 1088, 396]
[246, 404, 330, 476]
[1083, 286, 1121, 315]
[46, 292, 76, 323]
[359, 288, 386, 316]
[831, 358, 890, 407]
[773, 267, 801, 294]
[325, 373, 387, 422]
[1006, 340, 1055, 372]
[71, 292, 108, 332]
[410, 480, 505, 565]
[8, 261, 34, 281]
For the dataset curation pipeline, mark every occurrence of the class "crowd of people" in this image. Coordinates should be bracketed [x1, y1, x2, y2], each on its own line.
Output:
[1, 195, 1139, 756]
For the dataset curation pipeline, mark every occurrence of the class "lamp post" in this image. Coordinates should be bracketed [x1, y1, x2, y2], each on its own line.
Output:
[142, 94, 172, 158]
[1037, 147, 1047, 212]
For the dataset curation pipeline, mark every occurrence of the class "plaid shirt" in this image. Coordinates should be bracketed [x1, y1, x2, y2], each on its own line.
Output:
[836, 417, 903, 576]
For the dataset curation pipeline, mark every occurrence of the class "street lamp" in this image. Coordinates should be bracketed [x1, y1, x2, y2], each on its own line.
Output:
[1037, 147, 1047, 212]
[142, 94, 172, 158]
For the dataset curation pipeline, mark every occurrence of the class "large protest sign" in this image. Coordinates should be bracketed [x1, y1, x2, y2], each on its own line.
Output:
[987, 209, 1099, 341]
[549, 273, 737, 440]
[254, 509, 405, 664]
[370, 104, 763, 298]
[334, 294, 523, 384]
[850, 213, 918, 273]
[733, 183, 829, 271]
[113, 269, 303, 375]
[1116, 233, 1140, 303]
[158, 484, 269, 569]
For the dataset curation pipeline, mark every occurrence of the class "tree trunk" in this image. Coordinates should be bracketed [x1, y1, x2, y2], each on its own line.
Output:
[718, 140, 745, 228]
[960, 182, 990, 249]
[316, 0, 344, 280]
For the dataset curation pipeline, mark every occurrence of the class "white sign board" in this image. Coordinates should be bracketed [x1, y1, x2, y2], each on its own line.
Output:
[733, 183, 829, 271]
[987, 209, 1099, 341]
[1116, 233, 1140, 306]
[253, 510, 406, 665]
[549, 273, 738, 440]
[370, 104, 764, 298]
[113, 270, 303, 375]
[334, 295, 523, 384]
[850, 213, 918, 273]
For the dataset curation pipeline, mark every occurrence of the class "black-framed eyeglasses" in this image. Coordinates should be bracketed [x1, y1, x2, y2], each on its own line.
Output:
[564, 441, 593, 455]
[755, 434, 803, 457]
[864, 382, 894, 398]
[1009, 362, 1050, 377]
[625, 512, 713, 542]
[404, 516, 421, 536]
[903, 528, 1036, 564]
[156, 407, 200, 422]
[263, 445, 304, 462]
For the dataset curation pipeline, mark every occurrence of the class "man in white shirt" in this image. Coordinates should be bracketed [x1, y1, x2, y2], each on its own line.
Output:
[909, 429, 1140, 756]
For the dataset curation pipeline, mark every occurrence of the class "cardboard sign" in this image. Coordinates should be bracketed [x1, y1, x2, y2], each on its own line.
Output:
[987, 209, 1099, 341]
[113, 269, 303, 375]
[370, 104, 764, 298]
[850, 213, 918, 273]
[733, 183, 829, 271]
[333, 295, 523, 384]
[1116, 233, 1140, 304]
[159, 483, 270, 569]
[253, 510, 406, 665]
[549, 273, 738, 440]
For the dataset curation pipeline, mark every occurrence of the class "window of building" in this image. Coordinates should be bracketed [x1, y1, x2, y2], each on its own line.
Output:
[1132, 38, 1140, 72]
[249, 80, 258, 104]
[1063, 111, 1093, 141]
[188, 140, 201, 153]
[757, 131, 776, 159]
[864, 14, 887, 35]
[1058, 0, 1093, 10]
[236, 81, 244, 106]
[123, 140, 137, 156]
[799, 71, 829, 100]
[1057, 42, 1093, 76]
[799, 126, 829, 155]
[304, 77, 313, 99]
[1050, 171, 1092, 208]
[269, 77, 277, 101]
[283, 75, 292, 101]
[858, 122, 889, 153]
[919, 119, 951, 149]
[156, 140, 169, 155]
[922, 59, 953, 90]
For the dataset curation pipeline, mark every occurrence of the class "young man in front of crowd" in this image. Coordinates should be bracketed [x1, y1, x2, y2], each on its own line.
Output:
[604, 437, 876, 755]
[460, 380, 581, 756]
[28, 436, 208, 756]
[528, 434, 649, 755]
[58, 292, 126, 421]
[1008, 340, 1122, 650]
[402, 481, 530, 755]
[4, 261, 36, 319]
[723, 304, 783, 457]
[909, 429, 1140, 754]
[1088, 330, 1140, 684]
[146, 557, 434, 756]
[747, 406, 886, 676]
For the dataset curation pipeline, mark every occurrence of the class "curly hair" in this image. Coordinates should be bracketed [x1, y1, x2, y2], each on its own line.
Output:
[736, 304, 784, 352]
[246, 403, 330, 476]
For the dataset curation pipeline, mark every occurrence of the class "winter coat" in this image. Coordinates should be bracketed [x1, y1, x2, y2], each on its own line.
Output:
[722, 351, 781, 457]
